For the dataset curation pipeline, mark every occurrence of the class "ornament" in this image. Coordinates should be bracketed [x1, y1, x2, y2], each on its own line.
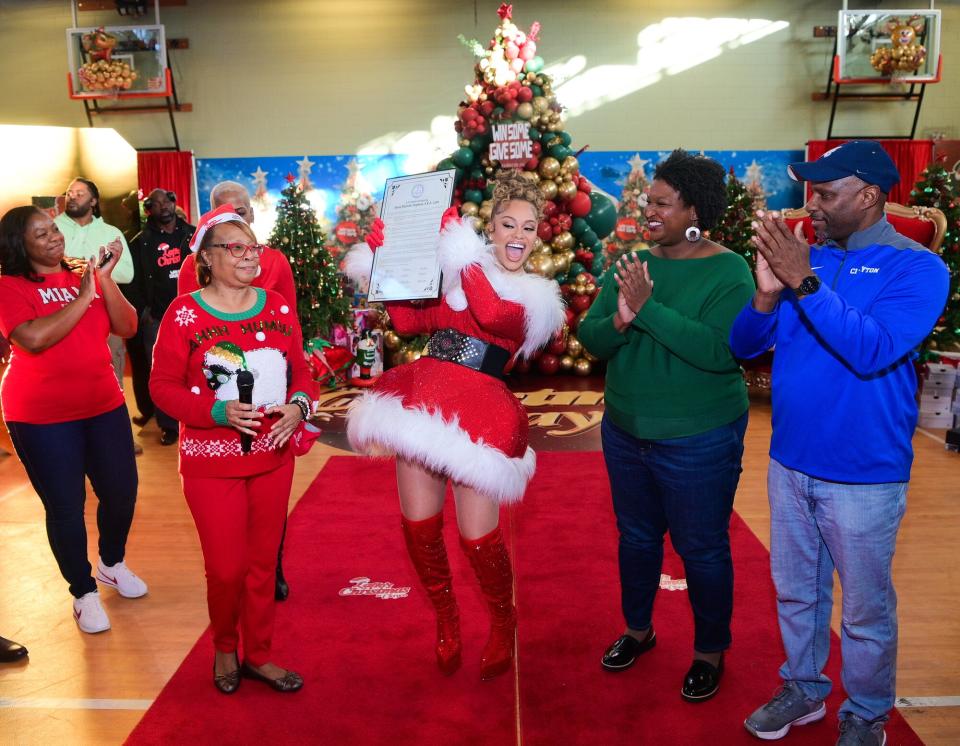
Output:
[461, 201, 480, 217]
[384, 331, 401, 350]
[551, 230, 575, 251]
[539, 180, 559, 200]
[516, 102, 534, 119]
[537, 353, 560, 375]
[559, 355, 574, 371]
[557, 180, 578, 202]
[539, 157, 561, 179]
[566, 336, 583, 357]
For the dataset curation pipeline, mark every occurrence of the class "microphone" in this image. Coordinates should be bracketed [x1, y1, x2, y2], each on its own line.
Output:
[236, 370, 254, 454]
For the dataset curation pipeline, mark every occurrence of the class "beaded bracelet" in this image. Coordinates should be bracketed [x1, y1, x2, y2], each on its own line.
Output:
[290, 395, 311, 421]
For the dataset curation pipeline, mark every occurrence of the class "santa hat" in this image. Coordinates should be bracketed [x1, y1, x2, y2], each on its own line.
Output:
[188, 203, 245, 253]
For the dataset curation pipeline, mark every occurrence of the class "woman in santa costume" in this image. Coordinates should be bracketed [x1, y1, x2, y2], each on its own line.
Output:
[150, 206, 317, 694]
[344, 169, 565, 679]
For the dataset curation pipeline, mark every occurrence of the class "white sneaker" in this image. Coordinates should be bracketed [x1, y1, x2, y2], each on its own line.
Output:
[73, 591, 111, 633]
[96, 559, 148, 598]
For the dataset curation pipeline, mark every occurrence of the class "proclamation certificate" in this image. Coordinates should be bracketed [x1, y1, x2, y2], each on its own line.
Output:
[367, 169, 456, 302]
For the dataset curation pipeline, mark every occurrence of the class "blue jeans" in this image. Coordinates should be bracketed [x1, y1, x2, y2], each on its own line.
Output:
[601, 412, 748, 652]
[7, 405, 139, 598]
[768, 458, 907, 723]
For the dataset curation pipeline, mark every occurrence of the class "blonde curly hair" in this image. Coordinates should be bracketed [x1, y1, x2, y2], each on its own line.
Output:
[490, 169, 545, 222]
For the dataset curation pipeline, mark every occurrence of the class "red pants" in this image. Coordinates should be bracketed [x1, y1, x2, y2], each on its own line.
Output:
[182, 459, 294, 666]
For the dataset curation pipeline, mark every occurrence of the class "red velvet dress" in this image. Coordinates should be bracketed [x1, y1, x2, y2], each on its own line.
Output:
[345, 220, 565, 503]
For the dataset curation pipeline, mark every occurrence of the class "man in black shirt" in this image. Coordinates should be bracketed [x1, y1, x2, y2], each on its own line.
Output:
[130, 189, 195, 445]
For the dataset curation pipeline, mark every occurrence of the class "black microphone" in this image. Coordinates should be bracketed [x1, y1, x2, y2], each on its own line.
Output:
[236, 370, 254, 454]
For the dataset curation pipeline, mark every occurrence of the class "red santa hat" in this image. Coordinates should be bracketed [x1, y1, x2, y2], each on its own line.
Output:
[188, 203, 245, 253]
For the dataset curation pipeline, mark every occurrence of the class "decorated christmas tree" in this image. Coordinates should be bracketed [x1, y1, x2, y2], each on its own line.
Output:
[600, 154, 651, 275]
[710, 168, 757, 268]
[909, 160, 960, 350]
[327, 159, 380, 260]
[268, 175, 351, 342]
[397, 3, 616, 376]
[744, 159, 768, 213]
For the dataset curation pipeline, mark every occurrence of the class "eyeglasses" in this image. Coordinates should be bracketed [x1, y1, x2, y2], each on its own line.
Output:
[208, 242, 265, 258]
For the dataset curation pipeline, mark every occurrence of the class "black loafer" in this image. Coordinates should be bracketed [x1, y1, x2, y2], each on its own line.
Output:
[0, 636, 28, 663]
[131, 414, 152, 428]
[241, 662, 303, 692]
[160, 429, 178, 446]
[681, 655, 723, 702]
[601, 628, 656, 671]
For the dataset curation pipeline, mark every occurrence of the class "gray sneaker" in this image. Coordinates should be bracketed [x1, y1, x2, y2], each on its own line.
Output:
[837, 715, 886, 746]
[744, 681, 827, 740]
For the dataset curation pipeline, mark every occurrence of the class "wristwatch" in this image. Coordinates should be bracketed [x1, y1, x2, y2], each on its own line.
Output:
[793, 274, 821, 299]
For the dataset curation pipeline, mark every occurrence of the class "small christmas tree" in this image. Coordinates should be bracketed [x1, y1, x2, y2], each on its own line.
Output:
[711, 168, 756, 268]
[268, 175, 351, 342]
[327, 159, 379, 260]
[600, 154, 651, 274]
[909, 160, 960, 350]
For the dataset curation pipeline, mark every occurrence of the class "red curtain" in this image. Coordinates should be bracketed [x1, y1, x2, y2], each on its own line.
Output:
[805, 140, 933, 206]
[137, 151, 195, 222]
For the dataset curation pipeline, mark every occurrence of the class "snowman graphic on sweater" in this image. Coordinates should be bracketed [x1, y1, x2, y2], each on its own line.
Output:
[203, 341, 288, 408]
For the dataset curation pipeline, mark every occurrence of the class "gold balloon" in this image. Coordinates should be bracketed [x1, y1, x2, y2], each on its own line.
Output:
[576, 272, 590, 284]
[460, 201, 479, 217]
[479, 200, 493, 220]
[582, 349, 598, 363]
[566, 336, 583, 357]
[459, 137, 470, 147]
[559, 355, 574, 371]
[528, 253, 555, 278]
[539, 179, 558, 200]
[585, 282, 596, 295]
[552, 230, 575, 251]
[536, 243, 553, 255]
[384, 330, 401, 350]
[557, 180, 578, 202]
[573, 358, 592, 376]
[532, 95, 549, 113]
[516, 102, 534, 120]
[562, 156, 580, 174]
[538, 157, 561, 179]
[563, 249, 576, 264]
[552, 253, 570, 273]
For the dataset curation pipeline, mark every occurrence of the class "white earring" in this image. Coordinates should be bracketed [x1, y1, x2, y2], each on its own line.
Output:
[685, 226, 701, 242]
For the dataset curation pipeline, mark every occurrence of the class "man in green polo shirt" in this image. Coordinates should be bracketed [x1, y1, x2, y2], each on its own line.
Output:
[55, 177, 135, 392]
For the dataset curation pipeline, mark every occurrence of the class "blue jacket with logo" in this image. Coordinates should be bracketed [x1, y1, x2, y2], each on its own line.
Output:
[729, 216, 949, 483]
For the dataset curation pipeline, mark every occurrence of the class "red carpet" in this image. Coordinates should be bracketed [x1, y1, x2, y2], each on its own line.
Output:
[127, 454, 923, 745]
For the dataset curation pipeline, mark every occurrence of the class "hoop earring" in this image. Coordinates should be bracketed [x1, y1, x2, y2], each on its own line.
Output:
[685, 225, 701, 242]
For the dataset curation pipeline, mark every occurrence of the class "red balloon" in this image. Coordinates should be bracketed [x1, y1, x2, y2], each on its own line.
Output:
[571, 294, 593, 312]
[548, 336, 567, 355]
[564, 307, 577, 326]
[556, 213, 572, 231]
[531, 141, 542, 156]
[517, 86, 533, 102]
[480, 100, 495, 117]
[538, 353, 561, 375]
[569, 191, 591, 217]
[578, 176, 591, 192]
[542, 200, 558, 218]
[524, 157, 539, 171]
[537, 221, 554, 241]
[513, 358, 531, 374]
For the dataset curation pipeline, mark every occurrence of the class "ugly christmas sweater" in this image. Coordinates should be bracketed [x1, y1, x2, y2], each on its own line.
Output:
[149, 287, 315, 478]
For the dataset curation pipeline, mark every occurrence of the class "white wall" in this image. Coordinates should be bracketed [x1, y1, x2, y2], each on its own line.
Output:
[0, 0, 957, 157]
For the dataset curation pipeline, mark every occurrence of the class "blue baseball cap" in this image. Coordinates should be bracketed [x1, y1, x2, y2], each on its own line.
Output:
[788, 140, 900, 193]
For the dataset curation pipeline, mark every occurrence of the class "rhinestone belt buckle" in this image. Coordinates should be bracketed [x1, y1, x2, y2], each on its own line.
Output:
[427, 329, 482, 365]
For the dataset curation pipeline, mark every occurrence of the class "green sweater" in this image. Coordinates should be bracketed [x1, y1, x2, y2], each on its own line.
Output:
[579, 249, 755, 439]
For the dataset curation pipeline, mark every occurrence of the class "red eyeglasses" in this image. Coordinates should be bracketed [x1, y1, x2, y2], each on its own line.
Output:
[208, 242, 266, 258]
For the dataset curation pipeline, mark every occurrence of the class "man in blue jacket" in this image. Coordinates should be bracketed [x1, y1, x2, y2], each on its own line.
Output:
[731, 141, 948, 746]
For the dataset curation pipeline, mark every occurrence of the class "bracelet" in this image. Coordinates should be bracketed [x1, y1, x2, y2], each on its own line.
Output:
[290, 396, 310, 421]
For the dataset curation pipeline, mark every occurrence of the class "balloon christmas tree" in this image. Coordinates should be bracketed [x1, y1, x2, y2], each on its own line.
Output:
[599, 154, 651, 278]
[410, 3, 617, 376]
[327, 159, 380, 261]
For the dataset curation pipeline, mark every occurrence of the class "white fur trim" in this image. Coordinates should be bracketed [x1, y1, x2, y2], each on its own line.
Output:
[343, 242, 374, 286]
[346, 392, 536, 504]
[436, 219, 565, 359]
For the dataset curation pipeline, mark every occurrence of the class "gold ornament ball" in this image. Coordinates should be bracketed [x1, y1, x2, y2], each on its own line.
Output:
[532, 95, 549, 113]
[479, 201, 493, 220]
[573, 358, 592, 376]
[536, 242, 553, 255]
[459, 137, 470, 147]
[567, 337, 583, 357]
[516, 102, 534, 120]
[538, 157, 561, 179]
[576, 272, 591, 284]
[552, 252, 570, 273]
[557, 180, 578, 202]
[539, 179, 559, 201]
[573, 283, 586, 295]
[384, 331, 401, 350]
[563, 248, 576, 264]
[559, 355, 575, 371]
[528, 253, 555, 278]
[585, 282, 596, 295]
[562, 156, 580, 174]
[460, 201, 479, 217]
[552, 230, 575, 251]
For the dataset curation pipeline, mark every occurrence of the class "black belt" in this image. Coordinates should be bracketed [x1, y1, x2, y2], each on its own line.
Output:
[423, 328, 510, 379]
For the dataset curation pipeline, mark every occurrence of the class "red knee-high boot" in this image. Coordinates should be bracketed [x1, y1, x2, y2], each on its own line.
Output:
[461, 525, 517, 680]
[401, 513, 462, 675]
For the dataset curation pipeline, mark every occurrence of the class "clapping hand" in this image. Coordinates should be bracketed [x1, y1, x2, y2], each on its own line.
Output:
[613, 252, 653, 328]
[751, 211, 811, 292]
[95, 237, 123, 278]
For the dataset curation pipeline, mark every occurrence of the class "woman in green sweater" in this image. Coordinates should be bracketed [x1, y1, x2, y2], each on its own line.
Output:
[579, 149, 755, 703]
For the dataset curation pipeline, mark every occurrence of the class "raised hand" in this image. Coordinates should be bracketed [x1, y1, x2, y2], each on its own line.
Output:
[751, 211, 811, 291]
[95, 237, 123, 278]
[440, 205, 461, 231]
[364, 218, 385, 251]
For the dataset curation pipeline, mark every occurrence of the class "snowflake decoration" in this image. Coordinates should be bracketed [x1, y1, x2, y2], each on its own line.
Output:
[175, 306, 198, 327]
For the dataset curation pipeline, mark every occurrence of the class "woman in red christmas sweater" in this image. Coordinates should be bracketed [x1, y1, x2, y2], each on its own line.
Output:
[150, 206, 316, 694]
[344, 170, 565, 679]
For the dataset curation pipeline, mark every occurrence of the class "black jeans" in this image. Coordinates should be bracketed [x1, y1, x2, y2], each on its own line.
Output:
[125, 319, 154, 420]
[7, 404, 139, 598]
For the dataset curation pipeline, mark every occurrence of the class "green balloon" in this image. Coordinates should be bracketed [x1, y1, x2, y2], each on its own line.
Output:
[452, 147, 475, 168]
[469, 136, 488, 153]
[464, 189, 483, 204]
[437, 158, 456, 172]
[548, 144, 571, 161]
[527, 127, 542, 142]
[531, 85, 543, 97]
[526, 56, 544, 73]
[558, 131, 573, 147]
[591, 256, 606, 274]
[470, 168, 484, 181]
[585, 192, 617, 239]
[592, 239, 605, 253]
[571, 218, 589, 237]
[569, 261, 585, 277]
[554, 272, 568, 285]
[580, 227, 598, 247]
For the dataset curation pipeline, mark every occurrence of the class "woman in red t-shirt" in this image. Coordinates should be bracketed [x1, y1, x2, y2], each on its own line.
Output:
[0, 206, 144, 636]
[150, 206, 316, 695]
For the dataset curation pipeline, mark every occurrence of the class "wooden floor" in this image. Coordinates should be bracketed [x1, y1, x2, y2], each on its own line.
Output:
[0, 391, 958, 744]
